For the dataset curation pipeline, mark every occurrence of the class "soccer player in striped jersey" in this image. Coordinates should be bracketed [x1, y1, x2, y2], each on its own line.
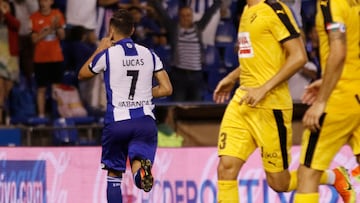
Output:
[214, 0, 355, 202]
[78, 9, 172, 203]
[295, 0, 360, 202]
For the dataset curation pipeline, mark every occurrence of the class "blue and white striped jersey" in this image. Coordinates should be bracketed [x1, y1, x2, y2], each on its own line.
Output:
[89, 38, 163, 124]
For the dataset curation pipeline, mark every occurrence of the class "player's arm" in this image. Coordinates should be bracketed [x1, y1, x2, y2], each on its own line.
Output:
[311, 30, 346, 106]
[77, 51, 98, 80]
[213, 66, 240, 104]
[263, 37, 307, 94]
[302, 28, 346, 131]
[240, 37, 307, 106]
[152, 70, 173, 98]
[78, 33, 114, 80]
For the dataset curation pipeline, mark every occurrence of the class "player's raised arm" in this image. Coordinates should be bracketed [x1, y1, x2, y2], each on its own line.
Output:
[78, 32, 114, 80]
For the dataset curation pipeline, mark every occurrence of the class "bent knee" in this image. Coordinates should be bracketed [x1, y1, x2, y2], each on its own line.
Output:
[266, 171, 290, 192]
[267, 180, 289, 192]
[217, 156, 244, 180]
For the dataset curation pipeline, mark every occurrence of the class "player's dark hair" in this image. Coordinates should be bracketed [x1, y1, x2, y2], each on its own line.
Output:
[110, 9, 134, 36]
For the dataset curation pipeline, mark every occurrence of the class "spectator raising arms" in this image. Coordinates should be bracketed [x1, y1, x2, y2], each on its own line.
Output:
[148, 0, 222, 102]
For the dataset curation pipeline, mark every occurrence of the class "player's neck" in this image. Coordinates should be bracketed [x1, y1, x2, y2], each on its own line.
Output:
[113, 34, 128, 42]
[247, 0, 262, 7]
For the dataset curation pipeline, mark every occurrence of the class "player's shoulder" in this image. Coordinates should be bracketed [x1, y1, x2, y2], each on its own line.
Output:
[263, 0, 291, 13]
[133, 43, 148, 51]
[134, 43, 158, 57]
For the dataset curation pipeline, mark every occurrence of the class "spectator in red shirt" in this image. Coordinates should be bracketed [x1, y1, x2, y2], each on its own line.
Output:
[0, 0, 20, 125]
[30, 0, 65, 118]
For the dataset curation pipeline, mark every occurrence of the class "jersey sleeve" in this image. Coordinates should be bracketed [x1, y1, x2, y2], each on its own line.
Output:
[89, 50, 107, 74]
[266, 1, 300, 43]
[152, 51, 164, 72]
[320, 0, 347, 33]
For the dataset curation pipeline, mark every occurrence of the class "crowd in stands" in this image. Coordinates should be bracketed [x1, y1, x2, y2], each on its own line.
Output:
[0, 0, 319, 126]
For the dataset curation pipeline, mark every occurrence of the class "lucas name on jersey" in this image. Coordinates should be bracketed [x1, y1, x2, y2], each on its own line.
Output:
[122, 58, 145, 67]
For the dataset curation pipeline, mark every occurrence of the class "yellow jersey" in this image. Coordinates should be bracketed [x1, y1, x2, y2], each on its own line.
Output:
[235, 0, 300, 109]
[316, 0, 360, 113]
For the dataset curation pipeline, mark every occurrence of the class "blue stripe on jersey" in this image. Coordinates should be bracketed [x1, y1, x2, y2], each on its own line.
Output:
[92, 50, 106, 70]
[130, 107, 145, 118]
[114, 38, 138, 56]
[104, 49, 115, 123]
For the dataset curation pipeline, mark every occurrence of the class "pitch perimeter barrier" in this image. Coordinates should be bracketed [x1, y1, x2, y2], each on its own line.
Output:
[0, 146, 357, 203]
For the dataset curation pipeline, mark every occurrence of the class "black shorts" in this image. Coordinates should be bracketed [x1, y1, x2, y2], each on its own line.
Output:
[34, 62, 64, 87]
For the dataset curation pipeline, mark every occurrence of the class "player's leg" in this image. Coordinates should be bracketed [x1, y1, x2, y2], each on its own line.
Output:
[128, 116, 157, 192]
[349, 120, 360, 182]
[257, 108, 294, 192]
[107, 169, 123, 203]
[265, 166, 340, 193]
[217, 101, 255, 203]
[217, 155, 245, 203]
[352, 154, 360, 182]
[294, 113, 356, 203]
[132, 159, 154, 192]
[101, 121, 132, 203]
[294, 164, 322, 202]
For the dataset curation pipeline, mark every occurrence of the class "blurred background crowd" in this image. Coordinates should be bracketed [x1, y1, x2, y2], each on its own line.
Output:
[0, 0, 320, 126]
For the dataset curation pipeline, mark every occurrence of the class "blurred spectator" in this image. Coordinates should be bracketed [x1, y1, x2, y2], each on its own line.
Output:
[53, 0, 65, 14]
[63, 26, 97, 85]
[65, 0, 97, 31]
[12, 0, 38, 87]
[188, 0, 221, 47]
[285, 1, 319, 102]
[128, 5, 160, 47]
[301, 0, 316, 27]
[283, 0, 303, 29]
[96, 0, 147, 39]
[0, 0, 20, 125]
[304, 22, 321, 78]
[288, 61, 318, 102]
[151, 28, 172, 103]
[211, 0, 238, 93]
[62, 25, 104, 115]
[149, 0, 222, 102]
[152, 29, 171, 71]
[30, 0, 66, 118]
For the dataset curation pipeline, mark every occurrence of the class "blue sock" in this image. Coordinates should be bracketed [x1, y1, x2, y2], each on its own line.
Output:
[133, 169, 142, 189]
[107, 176, 122, 203]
